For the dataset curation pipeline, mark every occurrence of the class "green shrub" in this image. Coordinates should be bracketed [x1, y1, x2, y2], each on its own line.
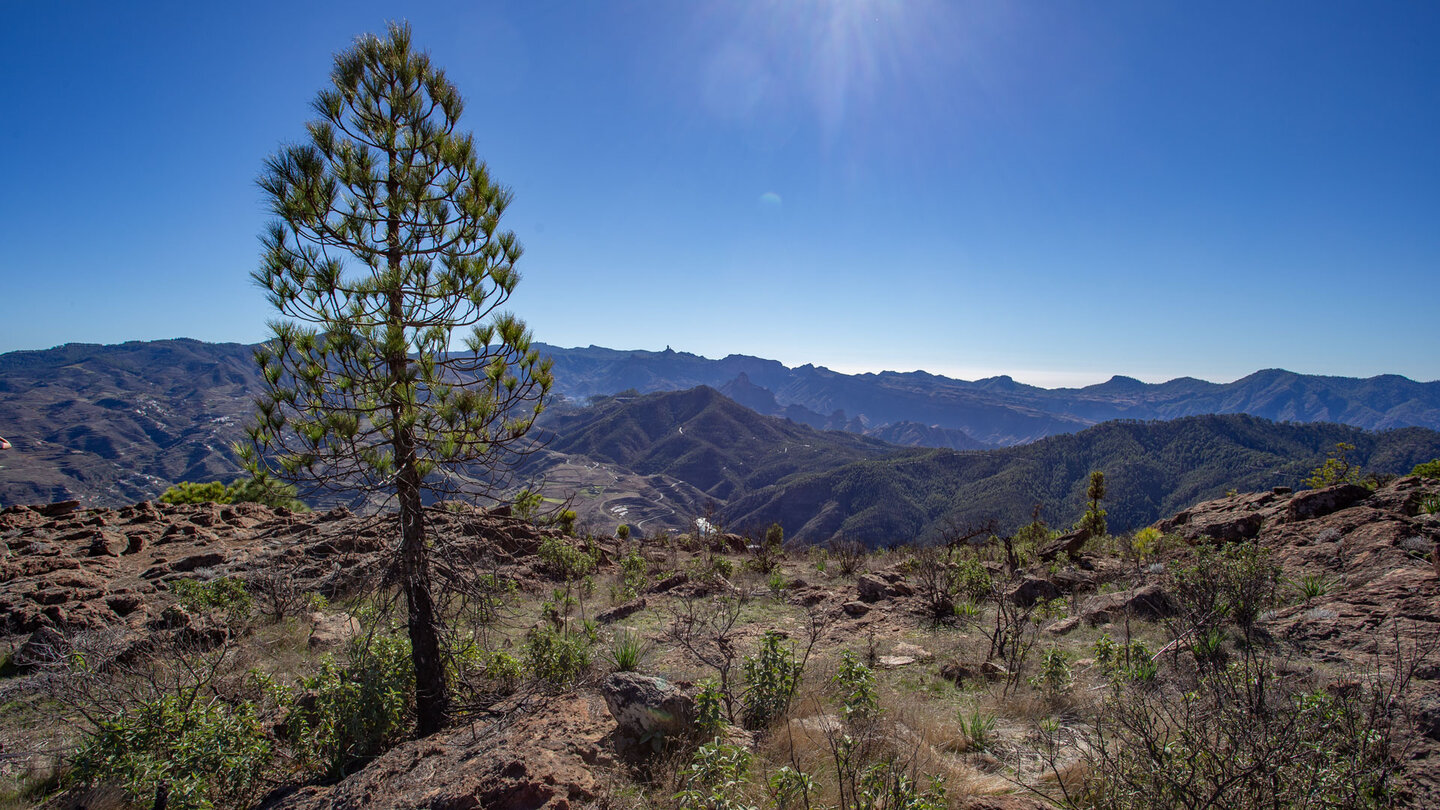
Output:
[225, 476, 307, 510]
[768, 766, 816, 810]
[1084, 659, 1406, 809]
[858, 764, 946, 810]
[285, 634, 414, 779]
[538, 536, 599, 581]
[1295, 572, 1334, 602]
[740, 630, 803, 730]
[675, 737, 756, 810]
[1030, 647, 1073, 695]
[618, 550, 649, 600]
[833, 650, 879, 723]
[172, 577, 252, 626]
[695, 679, 727, 737]
[158, 480, 230, 505]
[1305, 442, 1360, 489]
[953, 600, 982, 623]
[158, 476, 306, 511]
[1411, 459, 1440, 479]
[524, 624, 591, 687]
[953, 557, 992, 603]
[70, 694, 271, 810]
[554, 508, 577, 534]
[1169, 542, 1281, 640]
[513, 488, 544, 522]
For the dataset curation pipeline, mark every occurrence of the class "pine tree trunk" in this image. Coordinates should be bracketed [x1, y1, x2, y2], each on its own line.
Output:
[397, 455, 449, 735]
[385, 153, 448, 736]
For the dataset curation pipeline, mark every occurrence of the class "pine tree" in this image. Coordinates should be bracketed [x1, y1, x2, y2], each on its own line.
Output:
[1077, 470, 1107, 540]
[242, 23, 552, 735]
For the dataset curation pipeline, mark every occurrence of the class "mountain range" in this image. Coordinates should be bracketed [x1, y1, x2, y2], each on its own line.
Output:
[2, 338, 1439, 544]
[538, 343, 1440, 447]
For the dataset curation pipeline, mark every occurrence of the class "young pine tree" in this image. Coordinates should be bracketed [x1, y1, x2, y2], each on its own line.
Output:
[242, 24, 552, 736]
[1077, 470, 1107, 540]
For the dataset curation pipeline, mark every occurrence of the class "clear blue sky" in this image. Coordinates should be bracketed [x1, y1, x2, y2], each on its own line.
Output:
[3, 1, 1437, 386]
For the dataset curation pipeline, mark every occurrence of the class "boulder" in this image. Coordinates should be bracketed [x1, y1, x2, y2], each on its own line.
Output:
[650, 573, 690, 593]
[1287, 484, 1372, 522]
[1007, 576, 1060, 607]
[600, 672, 695, 743]
[841, 600, 870, 617]
[169, 552, 227, 573]
[1037, 529, 1088, 561]
[857, 573, 906, 602]
[1080, 584, 1175, 625]
[308, 612, 361, 650]
[596, 598, 647, 624]
[940, 661, 979, 685]
[87, 530, 127, 558]
[37, 501, 81, 518]
[12, 625, 67, 670]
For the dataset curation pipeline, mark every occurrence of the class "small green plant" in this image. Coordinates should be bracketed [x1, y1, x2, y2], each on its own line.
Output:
[524, 624, 591, 687]
[1421, 493, 1440, 515]
[616, 523, 631, 541]
[952, 599, 982, 624]
[859, 767, 946, 810]
[171, 576, 252, 627]
[70, 694, 272, 810]
[953, 557, 993, 603]
[768, 766, 816, 810]
[741, 630, 804, 730]
[767, 568, 787, 597]
[1031, 647, 1073, 695]
[618, 549, 649, 600]
[833, 650, 879, 723]
[172, 576, 251, 613]
[675, 737, 756, 810]
[692, 553, 735, 580]
[1095, 633, 1157, 682]
[695, 679, 727, 737]
[487, 650, 524, 687]
[1126, 526, 1163, 568]
[604, 629, 651, 673]
[1076, 470, 1108, 540]
[959, 707, 996, 751]
[1295, 572, 1334, 602]
[751, 522, 785, 574]
[513, 488, 545, 521]
[539, 536, 598, 580]
[553, 508, 577, 534]
[280, 632, 414, 779]
[1189, 626, 1229, 669]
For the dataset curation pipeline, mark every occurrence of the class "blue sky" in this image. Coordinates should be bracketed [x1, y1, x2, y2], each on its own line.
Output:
[2, 1, 1437, 386]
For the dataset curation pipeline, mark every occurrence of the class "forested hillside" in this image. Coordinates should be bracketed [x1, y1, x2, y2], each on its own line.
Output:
[723, 416, 1440, 544]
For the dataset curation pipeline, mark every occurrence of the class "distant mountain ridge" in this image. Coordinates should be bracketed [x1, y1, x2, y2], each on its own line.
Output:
[3, 338, 1439, 520]
[535, 344, 1440, 447]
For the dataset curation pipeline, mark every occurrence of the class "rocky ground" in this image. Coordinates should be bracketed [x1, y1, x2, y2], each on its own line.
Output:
[2, 477, 1439, 809]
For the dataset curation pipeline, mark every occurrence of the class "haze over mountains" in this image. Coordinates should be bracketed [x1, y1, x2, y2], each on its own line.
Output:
[2, 338, 1439, 543]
